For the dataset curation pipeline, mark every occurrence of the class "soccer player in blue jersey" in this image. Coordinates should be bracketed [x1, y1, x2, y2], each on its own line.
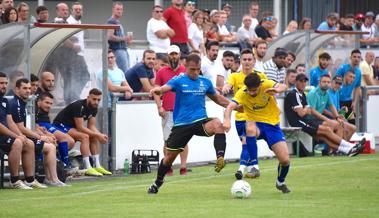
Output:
[148, 54, 231, 194]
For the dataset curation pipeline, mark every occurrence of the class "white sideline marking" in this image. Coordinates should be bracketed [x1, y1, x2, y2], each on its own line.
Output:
[1, 157, 377, 202]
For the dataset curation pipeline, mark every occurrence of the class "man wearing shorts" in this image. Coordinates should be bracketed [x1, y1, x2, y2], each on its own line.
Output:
[148, 54, 231, 194]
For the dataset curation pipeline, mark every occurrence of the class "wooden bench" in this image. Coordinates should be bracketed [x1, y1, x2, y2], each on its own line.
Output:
[281, 127, 302, 157]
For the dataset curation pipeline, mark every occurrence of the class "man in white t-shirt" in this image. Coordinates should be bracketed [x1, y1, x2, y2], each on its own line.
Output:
[237, 14, 258, 49]
[146, 5, 175, 53]
[241, 2, 259, 32]
[361, 11, 376, 42]
[216, 50, 235, 91]
[254, 40, 267, 72]
[217, 10, 237, 42]
[201, 41, 219, 87]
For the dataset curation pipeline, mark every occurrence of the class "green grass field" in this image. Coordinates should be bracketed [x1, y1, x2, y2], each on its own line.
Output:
[1, 154, 378, 218]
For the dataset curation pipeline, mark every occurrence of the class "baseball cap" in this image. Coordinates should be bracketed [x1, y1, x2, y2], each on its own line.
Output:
[210, 9, 218, 17]
[296, 73, 309, 81]
[274, 48, 288, 57]
[333, 75, 343, 84]
[167, 45, 180, 54]
[365, 11, 375, 18]
[327, 13, 337, 19]
[222, 3, 232, 9]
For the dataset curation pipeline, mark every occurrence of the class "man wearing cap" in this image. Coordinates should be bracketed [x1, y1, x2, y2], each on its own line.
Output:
[222, 3, 233, 32]
[154, 45, 189, 176]
[163, 0, 189, 55]
[310, 52, 331, 87]
[327, 76, 343, 113]
[361, 11, 375, 42]
[284, 74, 364, 157]
[263, 48, 287, 83]
[317, 13, 337, 31]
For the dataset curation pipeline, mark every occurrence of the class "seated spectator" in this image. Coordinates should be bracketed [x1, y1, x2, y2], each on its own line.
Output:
[217, 10, 237, 42]
[216, 50, 235, 91]
[269, 17, 279, 38]
[205, 23, 219, 43]
[285, 52, 296, 68]
[307, 75, 356, 140]
[255, 16, 273, 42]
[30, 74, 38, 95]
[201, 41, 219, 86]
[153, 53, 169, 76]
[327, 75, 342, 114]
[17, 2, 35, 23]
[339, 14, 354, 31]
[53, 88, 112, 176]
[188, 10, 205, 55]
[209, 9, 219, 25]
[231, 54, 241, 73]
[35, 5, 49, 23]
[2, 7, 17, 24]
[283, 20, 298, 35]
[310, 52, 331, 87]
[36, 92, 76, 176]
[125, 50, 156, 93]
[97, 49, 133, 102]
[360, 51, 377, 87]
[284, 69, 297, 90]
[254, 40, 268, 72]
[317, 13, 337, 31]
[10, 78, 65, 186]
[295, 64, 306, 74]
[373, 56, 379, 80]
[263, 48, 287, 83]
[299, 17, 312, 30]
[146, 5, 174, 54]
[284, 73, 364, 157]
[360, 11, 376, 43]
[237, 14, 259, 50]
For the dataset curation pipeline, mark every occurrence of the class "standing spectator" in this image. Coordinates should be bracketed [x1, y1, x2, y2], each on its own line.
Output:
[0, 0, 13, 23]
[237, 14, 258, 50]
[285, 52, 296, 68]
[247, 1, 259, 31]
[295, 64, 306, 74]
[284, 69, 297, 90]
[201, 41, 219, 86]
[35, 5, 48, 23]
[153, 53, 169, 76]
[222, 3, 233, 32]
[339, 14, 354, 31]
[254, 40, 267, 72]
[361, 11, 376, 43]
[360, 51, 376, 86]
[283, 20, 298, 35]
[299, 17, 312, 30]
[107, 2, 132, 73]
[66, 2, 91, 103]
[17, 2, 34, 23]
[255, 16, 273, 42]
[183, 0, 195, 29]
[154, 45, 188, 176]
[336, 49, 362, 120]
[217, 10, 237, 42]
[53, 2, 69, 23]
[188, 10, 205, 55]
[163, 0, 189, 55]
[125, 50, 156, 93]
[317, 13, 337, 31]
[1, 7, 17, 24]
[354, 13, 365, 30]
[310, 52, 331, 87]
[263, 48, 287, 83]
[36, 71, 55, 98]
[146, 5, 174, 54]
[216, 50, 235, 91]
[373, 15, 379, 39]
[269, 17, 279, 38]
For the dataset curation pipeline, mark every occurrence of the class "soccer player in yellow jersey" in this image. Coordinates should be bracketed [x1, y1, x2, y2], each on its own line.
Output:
[222, 49, 267, 180]
[224, 73, 292, 193]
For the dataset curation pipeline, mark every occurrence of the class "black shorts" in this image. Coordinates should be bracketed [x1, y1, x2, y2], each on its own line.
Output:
[0, 135, 16, 154]
[166, 118, 213, 151]
[29, 138, 45, 156]
[291, 118, 323, 137]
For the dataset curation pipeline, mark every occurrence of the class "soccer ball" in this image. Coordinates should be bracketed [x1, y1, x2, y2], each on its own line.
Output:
[231, 180, 251, 199]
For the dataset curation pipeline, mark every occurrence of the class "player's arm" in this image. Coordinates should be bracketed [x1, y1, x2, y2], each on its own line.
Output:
[223, 101, 238, 132]
[74, 117, 101, 138]
[15, 121, 41, 139]
[153, 84, 165, 118]
[6, 115, 23, 136]
[108, 79, 133, 93]
[150, 84, 172, 97]
[207, 93, 230, 108]
[265, 83, 287, 95]
[310, 108, 330, 122]
[216, 75, 225, 92]
[222, 83, 233, 94]
[0, 120, 19, 138]
[293, 106, 311, 118]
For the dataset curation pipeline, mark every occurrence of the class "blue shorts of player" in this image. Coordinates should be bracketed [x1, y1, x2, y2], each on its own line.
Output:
[38, 122, 59, 134]
[235, 120, 246, 139]
[51, 123, 73, 134]
[256, 122, 286, 149]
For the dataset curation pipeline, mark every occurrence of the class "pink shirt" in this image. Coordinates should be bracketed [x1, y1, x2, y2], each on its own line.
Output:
[155, 65, 186, 111]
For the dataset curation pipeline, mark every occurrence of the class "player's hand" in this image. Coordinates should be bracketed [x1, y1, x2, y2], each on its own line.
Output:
[98, 134, 108, 144]
[158, 107, 166, 118]
[223, 120, 231, 132]
[150, 87, 162, 97]
[264, 88, 279, 95]
[222, 85, 230, 95]
[16, 135, 27, 144]
[235, 104, 244, 113]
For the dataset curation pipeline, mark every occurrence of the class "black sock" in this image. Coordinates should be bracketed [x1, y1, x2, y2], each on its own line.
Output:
[10, 176, 19, 183]
[214, 133, 226, 158]
[25, 176, 34, 183]
[155, 159, 171, 187]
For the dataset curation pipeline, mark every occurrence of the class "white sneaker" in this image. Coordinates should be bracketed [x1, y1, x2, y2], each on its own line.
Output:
[10, 180, 33, 190]
[45, 179, 70, 187]
[25, 179, 48, 189]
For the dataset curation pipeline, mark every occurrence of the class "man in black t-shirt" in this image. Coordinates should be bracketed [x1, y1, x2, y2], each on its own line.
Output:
[10, 78, 67, 186]
[284, 74, 365, 157]
[53, 88, 112, 176]
[255, 16, 273, 42]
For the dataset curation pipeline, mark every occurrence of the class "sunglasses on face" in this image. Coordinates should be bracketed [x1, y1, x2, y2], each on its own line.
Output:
[154, 10, 163, 13]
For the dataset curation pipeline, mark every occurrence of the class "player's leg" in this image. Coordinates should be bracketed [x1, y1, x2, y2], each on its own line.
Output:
[23, 139, 47, 188]
[54, 130, 75, 167]
[343, 121, 356, 140]
[89, 135, 112, 175]
[235, 120, 248, 180]
[271, 141, 291, 194]
[5, 137, 29, 188]
[202, 118, 227, 172]
[245, 121, 261, 178]
[179, 145, 188, 175]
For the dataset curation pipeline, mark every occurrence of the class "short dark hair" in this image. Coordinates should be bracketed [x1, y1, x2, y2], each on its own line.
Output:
[31, 74, 39, 82]
[186, 54, 201, 65]
[205, 41, 219, 50]
[38, 92, 54, 102]
[108, 49, 114, 54]
[319, 74, 331, 80]
[244, 73, 261, 88]
[319, 52, 331, 60]
[223, 50, 235, 58]
[36, 5, 48, 14]
[15, 78, 29, 88]
[351, 49, 361, 56]
[156, 53, 169, 64]
[0, 72, 7, 78]
[240, 48, 253, 56]
[89, 88, 102, 96]
[286, 69, 296, 75]
[255, 40, 267, 48]
[295, 64, 305, 69]
[142, 49, 156, 59]
[345, 13, 355, 19]
[287, 51, 296, 60]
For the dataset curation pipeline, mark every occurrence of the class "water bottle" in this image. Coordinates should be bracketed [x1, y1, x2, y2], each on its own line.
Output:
[124, 159, 129, 176]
